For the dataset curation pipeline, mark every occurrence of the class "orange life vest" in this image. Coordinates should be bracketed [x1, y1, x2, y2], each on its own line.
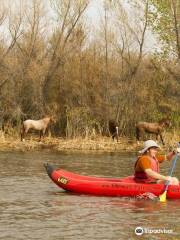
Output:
[134, 156, 159, 183]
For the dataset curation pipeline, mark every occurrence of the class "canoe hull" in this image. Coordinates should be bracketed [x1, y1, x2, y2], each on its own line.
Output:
[45, 164, 180, 199]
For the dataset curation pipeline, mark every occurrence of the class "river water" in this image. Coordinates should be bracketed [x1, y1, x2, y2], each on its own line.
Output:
[0, 150, 180, 240]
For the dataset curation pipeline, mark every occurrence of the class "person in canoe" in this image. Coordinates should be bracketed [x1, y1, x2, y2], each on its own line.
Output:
[134, 140, 179, 185]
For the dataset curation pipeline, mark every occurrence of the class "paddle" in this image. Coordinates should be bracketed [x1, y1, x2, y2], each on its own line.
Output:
[159, 145, 180, 202]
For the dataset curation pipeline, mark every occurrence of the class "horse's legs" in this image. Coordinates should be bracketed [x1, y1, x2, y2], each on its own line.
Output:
[39, 129, 46, 141]
[159, 133, 165, 145]
[20, 128, 23, 141]
[116, 134, 118, 142]
[39, 130, 42, 141]
[113, 133, 118, 142]
[21, 125, 25, 141]
[23, 128, 30, 141]
[112, 132, 118, 142]
[136, 127, 140, 142]
[156, 133, 159, 141]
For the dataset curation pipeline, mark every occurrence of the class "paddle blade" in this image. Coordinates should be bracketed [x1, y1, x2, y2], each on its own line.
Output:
[159, 191, 167, 202]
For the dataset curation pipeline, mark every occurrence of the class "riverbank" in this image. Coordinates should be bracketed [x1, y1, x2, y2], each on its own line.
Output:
[0, 131, 178, 152]
[0, 136, 137, 152]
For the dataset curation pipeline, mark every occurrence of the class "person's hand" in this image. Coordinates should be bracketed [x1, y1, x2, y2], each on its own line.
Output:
[176, 147, 180, 154]
[165, 176, 172, 182]
[167, 151, 176, 161]
[172, 148, 180, 155]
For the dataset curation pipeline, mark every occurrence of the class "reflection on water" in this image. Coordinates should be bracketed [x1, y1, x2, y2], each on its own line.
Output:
[0, 150, 179, 240]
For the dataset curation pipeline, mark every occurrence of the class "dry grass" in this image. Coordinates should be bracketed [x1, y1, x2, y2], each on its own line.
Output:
[56, 137, 138, 152]
[0, 132, 178, 152]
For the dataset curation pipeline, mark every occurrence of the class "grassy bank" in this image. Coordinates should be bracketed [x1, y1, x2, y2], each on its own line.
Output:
[0, 131, 179, 152]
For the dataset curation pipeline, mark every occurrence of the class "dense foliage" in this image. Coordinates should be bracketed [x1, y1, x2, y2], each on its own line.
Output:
[0, 0, 179, 138]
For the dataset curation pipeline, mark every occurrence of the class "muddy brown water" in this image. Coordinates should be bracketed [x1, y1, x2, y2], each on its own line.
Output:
[0, 151, 180, 240]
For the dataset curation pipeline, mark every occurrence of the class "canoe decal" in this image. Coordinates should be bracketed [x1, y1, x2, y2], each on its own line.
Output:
[101, 184, 156, 192]
[57, 176, 69, 185]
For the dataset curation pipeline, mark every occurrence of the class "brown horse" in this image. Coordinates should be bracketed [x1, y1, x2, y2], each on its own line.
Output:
[109, 120, 119, 142]
[21, 117, 53, 141]
[135, 118, 171, 145]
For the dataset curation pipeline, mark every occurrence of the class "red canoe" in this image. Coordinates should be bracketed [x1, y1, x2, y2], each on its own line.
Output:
[44, 163, 180, 199]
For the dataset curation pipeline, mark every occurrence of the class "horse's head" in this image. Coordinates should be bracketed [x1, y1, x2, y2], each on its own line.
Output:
[158, 118, 171, 128]
[49, 116, 57, 124]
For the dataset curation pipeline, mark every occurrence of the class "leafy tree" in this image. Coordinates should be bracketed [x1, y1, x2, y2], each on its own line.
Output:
[149, 0, 180, 60]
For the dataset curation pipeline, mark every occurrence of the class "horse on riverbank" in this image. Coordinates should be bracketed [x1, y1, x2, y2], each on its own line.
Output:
[20, 117, 54, 141]
[109, 120, 119, 142]
[135, 118, 171, 145]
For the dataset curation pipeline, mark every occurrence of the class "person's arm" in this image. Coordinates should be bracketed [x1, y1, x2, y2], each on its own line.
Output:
[165, 148, 180, 161]
[157, 151, 176, 162]
[166, 151, 176, 161]
[145, 168, 169, 181]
